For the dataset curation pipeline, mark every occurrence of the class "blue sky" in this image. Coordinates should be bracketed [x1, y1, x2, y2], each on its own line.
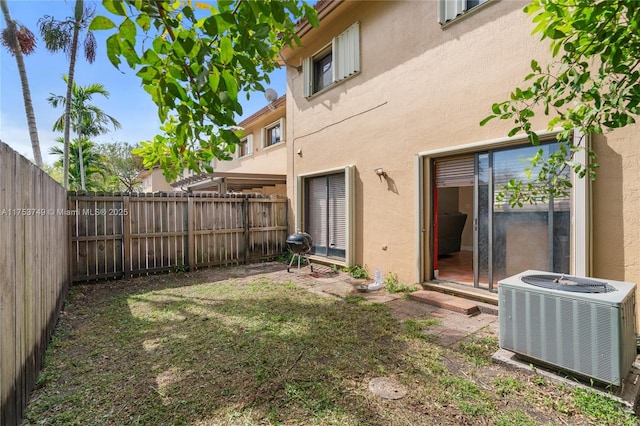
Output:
[0, 0, 286, 165]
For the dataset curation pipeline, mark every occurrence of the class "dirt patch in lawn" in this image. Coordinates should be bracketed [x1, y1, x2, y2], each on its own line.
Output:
[23, 263, 637, 425]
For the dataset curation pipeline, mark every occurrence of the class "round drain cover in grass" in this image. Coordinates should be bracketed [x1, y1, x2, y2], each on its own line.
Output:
[368, 377, 407, 400]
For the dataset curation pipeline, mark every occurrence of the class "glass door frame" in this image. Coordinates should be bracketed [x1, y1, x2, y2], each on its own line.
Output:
[417, 130, 589, 289]
[473, 152, 495, 291]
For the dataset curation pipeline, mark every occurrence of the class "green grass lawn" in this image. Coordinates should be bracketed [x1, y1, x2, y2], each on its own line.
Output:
[23, 267, 637, 425]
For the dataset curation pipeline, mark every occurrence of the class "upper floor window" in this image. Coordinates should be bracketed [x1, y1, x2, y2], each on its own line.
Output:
[262, 119, 285, 148]
[303, 22, 360, 97]
[314, 49, 333, 93]
[237, 135, 252, 158]
[438, 0, 488, 25]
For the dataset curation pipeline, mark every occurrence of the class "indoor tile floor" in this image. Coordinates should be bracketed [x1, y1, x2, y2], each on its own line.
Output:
[436, 250, 499, 291]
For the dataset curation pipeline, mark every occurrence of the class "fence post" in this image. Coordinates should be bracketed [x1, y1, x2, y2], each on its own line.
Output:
[187, 195, 195, 271]
[243, 197, 250, 264]
[122, 195, 130, 278]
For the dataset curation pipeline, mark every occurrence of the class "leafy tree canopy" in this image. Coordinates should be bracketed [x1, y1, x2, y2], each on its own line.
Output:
[94, 141, 145, 192]
[49, 136, 105, 191]
[481, 0, 640, 207]
[92, 0, 318, 181]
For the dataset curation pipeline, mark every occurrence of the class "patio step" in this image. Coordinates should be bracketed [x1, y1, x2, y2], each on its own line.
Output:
[408, 290, 480, 316]
[423, 281, 499, 307]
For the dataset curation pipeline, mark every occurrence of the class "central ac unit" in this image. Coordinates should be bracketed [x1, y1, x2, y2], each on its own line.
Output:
[499, 270, 636, 386]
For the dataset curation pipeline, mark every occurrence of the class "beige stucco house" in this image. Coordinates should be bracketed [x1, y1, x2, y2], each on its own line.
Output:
[171, 95, 287, 195]
[138, 166, 179, 193]
[280, 0, 640, 323]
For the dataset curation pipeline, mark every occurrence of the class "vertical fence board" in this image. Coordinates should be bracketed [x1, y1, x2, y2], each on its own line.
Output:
[14, 152, 27, 418]
[1, 145, 17, 425]
[1, 142, 69, 426]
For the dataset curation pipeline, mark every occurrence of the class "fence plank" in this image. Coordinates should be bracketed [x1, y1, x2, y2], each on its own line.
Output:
[188, 197, 195, 271]
[123, 196, 130, 278]
[1, 145, 18, 425]
[1, 142, 69, 425]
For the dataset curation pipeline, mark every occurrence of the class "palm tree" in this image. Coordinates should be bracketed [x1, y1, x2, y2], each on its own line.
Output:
[39, 0, 96, 189]
[49, 136, 105, 191]
[1, 0, 43, 167]
[48, 76, 121, 191]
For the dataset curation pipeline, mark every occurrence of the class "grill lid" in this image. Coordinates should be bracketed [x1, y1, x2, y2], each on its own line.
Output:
[520, 274, 617, 293]
[286, 232, 312, 253]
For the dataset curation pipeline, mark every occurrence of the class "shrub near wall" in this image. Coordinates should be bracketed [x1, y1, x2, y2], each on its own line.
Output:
[0, 142, 70, 426]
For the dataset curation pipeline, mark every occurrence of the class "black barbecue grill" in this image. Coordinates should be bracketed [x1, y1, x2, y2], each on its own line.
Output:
[286, 232, 314, 273]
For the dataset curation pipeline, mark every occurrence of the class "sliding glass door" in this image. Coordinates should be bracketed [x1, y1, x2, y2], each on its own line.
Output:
[488, 144, 570, 286]
[305, 172, 346, 259]
[437, 141, 571, 291]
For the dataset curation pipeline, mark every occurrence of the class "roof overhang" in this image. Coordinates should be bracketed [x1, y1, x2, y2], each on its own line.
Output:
[279, 0, 346, 60]
[171, 172, 286, 192]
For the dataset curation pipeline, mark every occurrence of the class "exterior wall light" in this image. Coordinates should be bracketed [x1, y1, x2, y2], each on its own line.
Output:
[374, 168, 387, 180]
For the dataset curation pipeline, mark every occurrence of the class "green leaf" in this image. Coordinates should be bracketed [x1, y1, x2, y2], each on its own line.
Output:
[304, 4, 320, 28]
[202, 16, 218, 34]
[142, 49, 161, 66]
[479, 115, 495, 126]
[120, 40, 140, 67]
[167, 81, 188, 101]
[271, 1, 285, 22]
[221, 69, 238, 99]
[103, 0, 127, 16]
[119, 18, 137, 45]
[182, 5, 195, 22]
[530, 59, 541, 73]
[136, 14, 151, 32]
[106, 34, 122, 68]
[178, 35, 195, 56]
[152, 36, 170, 55]
[219, 36, 233, 64]
[208, 68, 220, 92]
[253, 23, 270, 39]
[89, 16, 116, 31]
[136, 66, 159, 83]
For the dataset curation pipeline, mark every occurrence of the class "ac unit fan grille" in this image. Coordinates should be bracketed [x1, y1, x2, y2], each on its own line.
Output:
[520, 274, 616, 293]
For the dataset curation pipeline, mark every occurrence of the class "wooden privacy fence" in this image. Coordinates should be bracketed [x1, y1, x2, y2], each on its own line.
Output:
[69, 192, 289, 282]
[0, 142, 70, 426]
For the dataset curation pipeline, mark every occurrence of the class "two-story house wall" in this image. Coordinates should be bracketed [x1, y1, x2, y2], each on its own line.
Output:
[139, 166, 180, 193]
[171, 95, 287, 195]
[281, 0, 640, 319]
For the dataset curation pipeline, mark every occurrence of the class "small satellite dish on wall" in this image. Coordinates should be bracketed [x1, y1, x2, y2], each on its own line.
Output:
[264, 88, 278, 110]
[264, 88, 278, 103]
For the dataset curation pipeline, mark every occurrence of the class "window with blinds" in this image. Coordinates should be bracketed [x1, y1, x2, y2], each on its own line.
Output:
[305, 172, 346, 258]
[435, 156, 474, 187]
[303, 22, 360, 97]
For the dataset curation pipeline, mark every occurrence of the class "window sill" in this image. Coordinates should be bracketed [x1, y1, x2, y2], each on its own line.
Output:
[262, 141, 286, 151]
[439, 0, 498, 30]
[305, 71, 360, 100]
